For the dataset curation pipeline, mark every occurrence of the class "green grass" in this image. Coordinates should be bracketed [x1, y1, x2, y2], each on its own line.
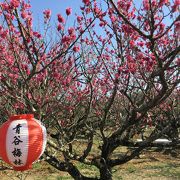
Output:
[1, 148, 180, 180]
[75, 162, 99, 178]
[143, 163, 180, 178]
[33, 163, 42, 169]
[56, 176, 72, 180]
[126, 166, 137, 173]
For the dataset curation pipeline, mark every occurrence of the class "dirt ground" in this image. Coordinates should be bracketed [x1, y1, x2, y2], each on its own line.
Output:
[0, 150, 180, 180]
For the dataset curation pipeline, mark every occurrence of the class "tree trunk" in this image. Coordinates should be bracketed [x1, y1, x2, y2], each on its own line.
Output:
[99, 163, 112, 180]
[67, 163, 98, 180]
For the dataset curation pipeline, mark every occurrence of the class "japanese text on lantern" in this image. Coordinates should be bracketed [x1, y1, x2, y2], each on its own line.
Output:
[12, 124, 23, 165]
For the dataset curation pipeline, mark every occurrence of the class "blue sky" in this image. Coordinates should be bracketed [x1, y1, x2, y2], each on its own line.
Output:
[30, 0, 83, 17]
[0, 0, 172, 30]
[30, 0, 84, 27]
[29, 0, 171, 26]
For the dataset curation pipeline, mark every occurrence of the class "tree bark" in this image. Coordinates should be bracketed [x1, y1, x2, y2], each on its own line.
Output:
[99, 166, 112, 180]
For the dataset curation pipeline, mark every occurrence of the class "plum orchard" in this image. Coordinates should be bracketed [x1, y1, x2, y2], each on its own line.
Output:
[0, 0, 179, 179]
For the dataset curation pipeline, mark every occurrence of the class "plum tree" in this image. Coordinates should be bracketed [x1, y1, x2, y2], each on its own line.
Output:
[0, 0, 179, 179]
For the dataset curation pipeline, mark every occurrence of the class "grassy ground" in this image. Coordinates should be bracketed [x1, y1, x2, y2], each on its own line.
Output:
[0, 149, 180, 180]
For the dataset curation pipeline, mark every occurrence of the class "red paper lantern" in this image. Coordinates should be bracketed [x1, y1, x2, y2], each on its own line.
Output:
[0, 114, 47, 171]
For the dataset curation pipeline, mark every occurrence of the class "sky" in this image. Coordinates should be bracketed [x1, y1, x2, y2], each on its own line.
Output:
[28, 0, 171, 27]
[0, 0, 84, 24]
[30, 0, 84, 28]
[0, 0, 173, 31]
[30, 0, 83, 18]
